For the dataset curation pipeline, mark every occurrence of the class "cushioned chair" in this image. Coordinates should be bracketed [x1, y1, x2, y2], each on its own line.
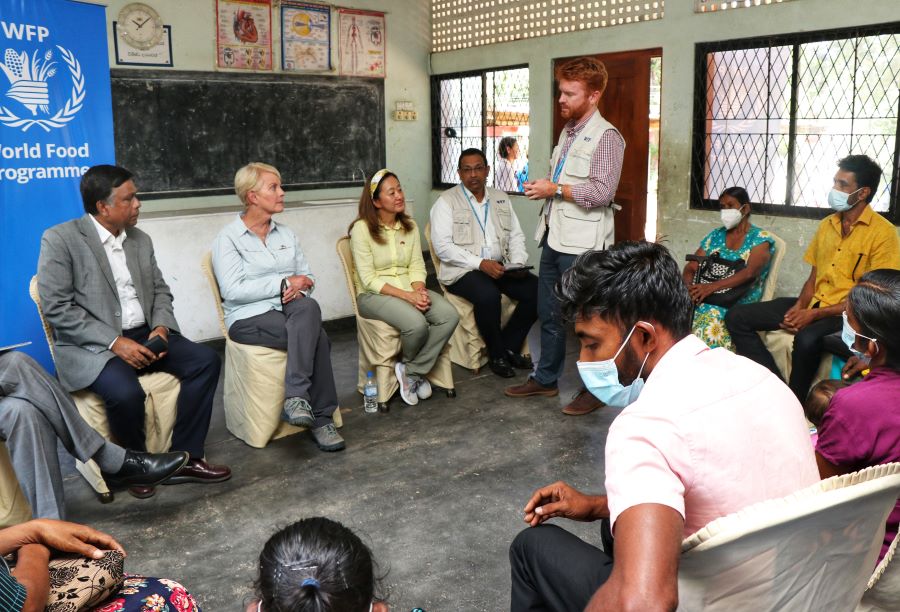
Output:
[0, 442, 32, 527]
[857, 531, 900, 612]
[336, 236, 454, 410]
[677, 463, 900, 612]
[423, 221, 529, 373]
[29, 277, 179, 502]
[200, 252, 341, 449]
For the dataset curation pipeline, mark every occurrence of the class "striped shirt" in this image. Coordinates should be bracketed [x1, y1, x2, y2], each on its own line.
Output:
[551, 111, 625, 209]
[0, 558, 26, 611]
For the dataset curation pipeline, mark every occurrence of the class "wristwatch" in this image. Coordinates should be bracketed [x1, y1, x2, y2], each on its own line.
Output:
[555, 184, 563, 199]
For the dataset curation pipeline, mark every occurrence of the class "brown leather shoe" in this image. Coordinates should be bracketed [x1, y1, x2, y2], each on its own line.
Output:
[562, 388, 606, 416]
[504, 377, 559, 398]
[128, 485, 156, 499]
[163, 458, 232, 484]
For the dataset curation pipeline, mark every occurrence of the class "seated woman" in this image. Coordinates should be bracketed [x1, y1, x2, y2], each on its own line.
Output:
[682, 186, 775, 350]
[246, 517, 387, 612]
[815, 269, 900, 564]
[212, 162, 344, 452]
[0, 518, 200, 611]
[494, 136, 521, 192]
[349, 170, 459, 406]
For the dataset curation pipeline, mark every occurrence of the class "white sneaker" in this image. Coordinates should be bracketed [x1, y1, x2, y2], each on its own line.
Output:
[395, 362, 419, 405]
[414, 377, 432, 400]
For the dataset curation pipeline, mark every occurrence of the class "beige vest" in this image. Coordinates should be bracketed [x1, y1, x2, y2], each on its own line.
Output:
[534, 109, 623, 255]
[437, 184, 514, 285]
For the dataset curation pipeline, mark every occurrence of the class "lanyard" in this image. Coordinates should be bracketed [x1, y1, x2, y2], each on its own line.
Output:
[552, 149, 569, 183]
[461, 185, 490, 237]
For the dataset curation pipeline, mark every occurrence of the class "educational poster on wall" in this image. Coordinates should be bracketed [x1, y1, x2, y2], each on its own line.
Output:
[281, 2, 331, 72]
[0, 0, 115, 370]
[216, 0, 273, 70]
[337, 9, 385, 78]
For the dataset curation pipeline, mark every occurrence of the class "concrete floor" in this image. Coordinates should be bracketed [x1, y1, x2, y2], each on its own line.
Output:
[62, 326, 617, 611]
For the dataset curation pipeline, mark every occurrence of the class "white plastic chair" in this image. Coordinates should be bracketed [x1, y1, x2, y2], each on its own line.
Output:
[677, 463, 900, 612]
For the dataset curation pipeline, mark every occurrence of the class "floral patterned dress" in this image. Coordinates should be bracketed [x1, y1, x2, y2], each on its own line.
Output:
[91, 575, 201, 612]
[690, 225, 775, 351]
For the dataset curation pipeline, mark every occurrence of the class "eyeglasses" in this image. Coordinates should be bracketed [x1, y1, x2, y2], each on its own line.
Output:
[459, 165, 487, 174]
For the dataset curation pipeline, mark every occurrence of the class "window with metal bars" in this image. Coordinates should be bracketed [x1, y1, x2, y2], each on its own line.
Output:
[691, 23, 900, 223]
[431, 66, 530, 193]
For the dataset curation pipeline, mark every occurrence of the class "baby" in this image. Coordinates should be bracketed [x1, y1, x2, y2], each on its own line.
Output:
[804, 379, 850, 445]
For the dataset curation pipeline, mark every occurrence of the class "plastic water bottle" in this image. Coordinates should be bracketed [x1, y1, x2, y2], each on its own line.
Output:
[364, 371, 378, 413]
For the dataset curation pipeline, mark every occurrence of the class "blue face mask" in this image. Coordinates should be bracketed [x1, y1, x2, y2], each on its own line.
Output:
[577, 323, 652, 408]
[841, 311, 875, 364]
[828, 187, 862, 213]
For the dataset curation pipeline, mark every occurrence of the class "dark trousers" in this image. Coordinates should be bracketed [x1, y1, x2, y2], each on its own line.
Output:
[724, 297, 842, 401]
[228, 297, 338, 427]
[534, 241, 578, 386]
[88, 326, 220, 458]
[509, 523, 615, 612]
[445, 270, 538, 360]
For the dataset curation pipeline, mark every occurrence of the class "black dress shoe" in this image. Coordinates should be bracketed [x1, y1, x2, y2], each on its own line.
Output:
[102, 450, 189, 489]
[505, 350, 534, 370]
[163, 458, 232, 484]
[489, 357, 516, 378]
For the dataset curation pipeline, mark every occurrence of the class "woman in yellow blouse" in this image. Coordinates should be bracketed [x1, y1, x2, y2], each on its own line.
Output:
[349, 170, 459, 405]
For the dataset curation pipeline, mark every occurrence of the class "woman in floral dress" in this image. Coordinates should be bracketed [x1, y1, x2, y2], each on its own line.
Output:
[683, 186, 775, 351]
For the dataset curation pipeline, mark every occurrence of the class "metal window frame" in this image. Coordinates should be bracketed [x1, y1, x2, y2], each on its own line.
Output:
[690, 21, 900, 224]
[431, 64, 529, 191]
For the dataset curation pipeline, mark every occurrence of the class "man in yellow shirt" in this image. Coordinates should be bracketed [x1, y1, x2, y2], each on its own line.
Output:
[725, 154, 900, 401]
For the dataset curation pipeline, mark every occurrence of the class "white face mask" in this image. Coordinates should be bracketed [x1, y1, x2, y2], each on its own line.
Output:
[720, 207, 744, 230]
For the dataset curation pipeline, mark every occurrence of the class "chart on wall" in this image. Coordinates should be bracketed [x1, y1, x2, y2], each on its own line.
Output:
[338, 8, 385, 78]
[281, 1, 330, 72]
[216, 0, 273, 70]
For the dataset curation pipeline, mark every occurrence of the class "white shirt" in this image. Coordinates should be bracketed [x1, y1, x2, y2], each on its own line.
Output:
[430, 185, 528, 272]
[90, 215, 146, 330]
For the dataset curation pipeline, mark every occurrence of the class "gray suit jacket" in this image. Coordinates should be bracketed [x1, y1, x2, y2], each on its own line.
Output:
[37, 214, 180, 391]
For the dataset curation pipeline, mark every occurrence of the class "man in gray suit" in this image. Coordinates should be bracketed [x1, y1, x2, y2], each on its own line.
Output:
[0, 350, 188, 517]
[38, 165, 231, 499]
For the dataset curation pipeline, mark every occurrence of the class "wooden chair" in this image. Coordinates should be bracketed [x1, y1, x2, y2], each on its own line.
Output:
[423, 221, 529, 373]
[678, 463, 900, 611]
[29, 277, 179, 502]
[199, 252, 341, 448]
[336, 237, 454, 410]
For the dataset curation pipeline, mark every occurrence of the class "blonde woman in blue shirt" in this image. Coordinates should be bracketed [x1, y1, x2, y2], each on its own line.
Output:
[349, 170, 459, 405]
[212, 163, 344, 452]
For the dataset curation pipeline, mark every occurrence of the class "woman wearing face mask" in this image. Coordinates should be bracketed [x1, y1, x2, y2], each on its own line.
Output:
[814, 269, 900, 565]
[682, 186, 775, 350]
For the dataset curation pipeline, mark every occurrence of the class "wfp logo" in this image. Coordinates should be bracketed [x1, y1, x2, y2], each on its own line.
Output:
[0, 45, 84, 132]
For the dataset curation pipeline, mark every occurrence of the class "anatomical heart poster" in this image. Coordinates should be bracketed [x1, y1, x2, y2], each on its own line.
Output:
[216, 0, 273, 70]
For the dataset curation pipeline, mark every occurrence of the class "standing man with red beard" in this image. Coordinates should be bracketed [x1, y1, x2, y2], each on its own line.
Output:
[505, 57, 625, 416]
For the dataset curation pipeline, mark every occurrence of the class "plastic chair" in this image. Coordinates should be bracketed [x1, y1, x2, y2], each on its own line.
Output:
[423, 221, 529, 372]
[760, 230, 786, 302]
[677, 463, 900, 612]
[29, 277, 179, 502]
[200, 252, 341, 448]
[336, 236, 454, 410]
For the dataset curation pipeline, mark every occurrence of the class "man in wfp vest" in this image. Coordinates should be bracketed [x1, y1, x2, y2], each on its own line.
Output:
[505, 57, 625, 416]
[430, 148, 538, 379]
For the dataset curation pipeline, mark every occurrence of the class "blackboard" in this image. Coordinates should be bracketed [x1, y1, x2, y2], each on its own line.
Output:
[110, 69, 385, 199]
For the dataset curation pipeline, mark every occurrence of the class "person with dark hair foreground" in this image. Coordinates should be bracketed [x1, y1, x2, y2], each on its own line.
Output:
[37, 165, 230, 499]
[247, 517, 386, 612]
[509, 241, 818, 612]
[814, 269, 900, 564]
[725, 154, 900, 402]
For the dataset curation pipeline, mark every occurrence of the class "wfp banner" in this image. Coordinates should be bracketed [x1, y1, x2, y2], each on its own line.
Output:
[0, 0, 114, 370]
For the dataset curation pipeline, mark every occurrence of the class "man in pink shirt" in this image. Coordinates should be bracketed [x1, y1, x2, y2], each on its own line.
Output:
[509, 241, 819, 612]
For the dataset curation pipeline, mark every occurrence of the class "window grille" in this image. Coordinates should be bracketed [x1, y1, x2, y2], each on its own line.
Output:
[691, 23, 900, 222]
[695, 0, 796, 13]
[432, 66, 530, 193]
[431, 0, 663, 53]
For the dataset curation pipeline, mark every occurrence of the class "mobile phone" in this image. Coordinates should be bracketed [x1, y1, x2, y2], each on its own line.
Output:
[281, 278, 289, 304]
[143, 335, 168, 355]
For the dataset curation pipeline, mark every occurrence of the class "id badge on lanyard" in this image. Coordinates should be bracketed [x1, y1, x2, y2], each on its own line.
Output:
[481, 245, 492, 260]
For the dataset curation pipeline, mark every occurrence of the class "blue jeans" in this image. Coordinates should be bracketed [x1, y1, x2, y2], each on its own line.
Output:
[534, 243, 577, 387]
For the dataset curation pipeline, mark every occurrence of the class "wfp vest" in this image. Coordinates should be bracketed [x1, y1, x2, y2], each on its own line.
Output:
[436, 184, 514, 286]
[534, 109, 623, 255]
